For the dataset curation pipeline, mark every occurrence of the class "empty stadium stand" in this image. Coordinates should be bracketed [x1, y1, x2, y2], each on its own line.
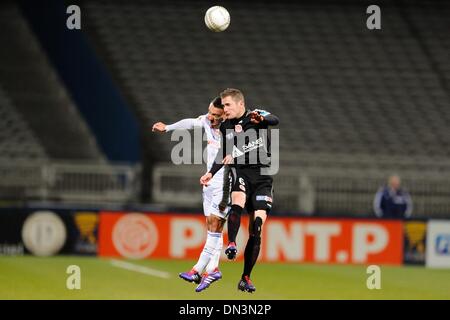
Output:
[82, 0, 450, 216]
[0, 2, 105, 161]
[0, 85, 47, 160]
[0, 2, 140, 205]
[84, 1, 450, 159]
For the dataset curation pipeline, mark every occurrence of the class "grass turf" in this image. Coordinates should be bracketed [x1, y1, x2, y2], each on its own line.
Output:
[0, 256, 449, 299]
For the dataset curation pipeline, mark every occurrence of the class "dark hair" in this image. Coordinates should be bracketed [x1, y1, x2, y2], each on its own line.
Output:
[211, 96, 223, 109]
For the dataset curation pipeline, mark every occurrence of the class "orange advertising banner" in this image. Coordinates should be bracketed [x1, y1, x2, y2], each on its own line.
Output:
[99, 212, 403, 265]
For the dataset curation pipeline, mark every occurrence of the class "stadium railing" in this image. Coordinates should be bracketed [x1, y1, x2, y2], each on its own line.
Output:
[152, 154, 450, 218]
[0, 160, 141, 204]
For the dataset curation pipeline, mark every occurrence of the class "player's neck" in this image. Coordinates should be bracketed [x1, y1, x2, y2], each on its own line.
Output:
[237, 108, 246, 119]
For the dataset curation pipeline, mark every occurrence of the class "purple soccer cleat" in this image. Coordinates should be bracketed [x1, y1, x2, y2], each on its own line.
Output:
[225, 242, 237, 260]
[179, 269, 201, 284]
[238, 276, 256, 293]
[195, 270, 222, 292]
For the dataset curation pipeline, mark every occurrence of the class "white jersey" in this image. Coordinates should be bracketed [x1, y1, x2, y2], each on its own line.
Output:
[166, 115, 229, 217]
[165, 114, 225, 188]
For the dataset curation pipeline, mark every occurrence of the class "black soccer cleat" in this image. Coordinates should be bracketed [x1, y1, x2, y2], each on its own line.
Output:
[224, 242, 237, 260]
[238, 276, 256, 293]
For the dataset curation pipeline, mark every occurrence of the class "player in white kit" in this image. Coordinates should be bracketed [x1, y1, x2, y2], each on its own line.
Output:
[152, 97, 229, 292]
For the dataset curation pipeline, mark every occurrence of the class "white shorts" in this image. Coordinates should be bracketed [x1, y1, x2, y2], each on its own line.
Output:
[202, 183, 230, 219]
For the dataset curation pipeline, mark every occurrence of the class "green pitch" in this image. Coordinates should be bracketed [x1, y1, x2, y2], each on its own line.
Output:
[0, 256, 449, 299]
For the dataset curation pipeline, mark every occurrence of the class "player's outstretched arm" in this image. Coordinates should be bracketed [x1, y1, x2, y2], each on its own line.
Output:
[264, 113, 279, 126]
[152, 117, 203, 133]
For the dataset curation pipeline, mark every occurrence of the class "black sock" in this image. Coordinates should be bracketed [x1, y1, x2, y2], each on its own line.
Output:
[242, 235, 261, 279]
[227, 204, 243, 243]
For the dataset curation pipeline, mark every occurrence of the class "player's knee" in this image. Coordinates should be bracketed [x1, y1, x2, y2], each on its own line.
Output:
[211, 217, 225, 232]
[206, 216, 213, 229]
[206, 215, 222, 232]
[207, 219, 218, 232]
[231, 192, 246, 207]
[230, 204, 243, 216]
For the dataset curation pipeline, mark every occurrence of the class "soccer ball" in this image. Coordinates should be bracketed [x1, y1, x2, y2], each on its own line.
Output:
[204, 6, 230, 32]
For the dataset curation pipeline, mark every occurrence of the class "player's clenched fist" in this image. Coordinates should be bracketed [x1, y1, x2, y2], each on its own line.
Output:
[249, 111, 264, 124]
[152, 122, 166, 132]
[200, 172, 212, 186]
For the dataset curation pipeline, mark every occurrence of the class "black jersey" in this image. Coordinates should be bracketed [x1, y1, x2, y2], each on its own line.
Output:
[209, 108, 279, 176]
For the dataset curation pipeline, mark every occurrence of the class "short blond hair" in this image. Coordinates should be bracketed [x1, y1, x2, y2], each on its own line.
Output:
[220, 88, 245, 103]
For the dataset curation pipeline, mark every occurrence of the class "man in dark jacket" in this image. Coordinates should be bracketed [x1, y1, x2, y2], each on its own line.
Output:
[373, 175, 413, 219]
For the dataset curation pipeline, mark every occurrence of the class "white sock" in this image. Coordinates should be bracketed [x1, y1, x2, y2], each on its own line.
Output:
[193, 231, 221, 273]
[205, 233, 223, 273]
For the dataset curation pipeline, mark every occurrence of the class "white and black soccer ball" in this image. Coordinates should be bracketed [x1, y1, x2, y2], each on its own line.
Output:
[204, 6, 230, 32]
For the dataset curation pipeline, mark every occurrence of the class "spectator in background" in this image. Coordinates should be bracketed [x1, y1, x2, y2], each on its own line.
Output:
[374, 175, 413, 219]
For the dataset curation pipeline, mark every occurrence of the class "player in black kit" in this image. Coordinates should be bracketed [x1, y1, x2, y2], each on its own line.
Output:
[200, 88, 279, 293]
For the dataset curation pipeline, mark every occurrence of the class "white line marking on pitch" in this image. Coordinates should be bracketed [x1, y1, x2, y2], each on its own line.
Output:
[110, 259, 171, 279]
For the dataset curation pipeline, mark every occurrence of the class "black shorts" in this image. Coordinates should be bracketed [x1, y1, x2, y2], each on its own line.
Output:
[229, 166, 274, 213]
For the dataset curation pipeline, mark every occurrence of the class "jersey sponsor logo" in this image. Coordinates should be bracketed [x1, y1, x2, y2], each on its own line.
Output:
[232, 146, 244, 158]
[231, 137, 265, 158]
[242, 137, 264, 153]
[256, 195, 272, 202]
